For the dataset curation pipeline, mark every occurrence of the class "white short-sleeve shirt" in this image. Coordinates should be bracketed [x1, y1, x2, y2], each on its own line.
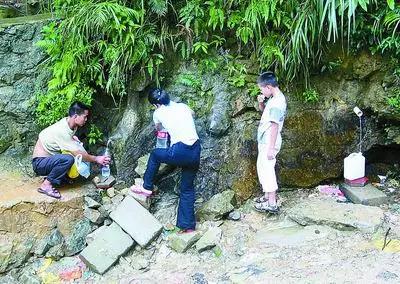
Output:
[39, 117, 81, 155]
[153, 101, 199, 146]
[257, 92, 287, 150]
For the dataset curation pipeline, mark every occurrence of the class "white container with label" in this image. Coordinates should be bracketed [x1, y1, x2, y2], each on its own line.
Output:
[344, 152, 365, 180]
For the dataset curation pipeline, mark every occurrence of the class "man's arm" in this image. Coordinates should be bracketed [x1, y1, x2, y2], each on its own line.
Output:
[70, 150, 110, 165]
[267, 122, 279, 160]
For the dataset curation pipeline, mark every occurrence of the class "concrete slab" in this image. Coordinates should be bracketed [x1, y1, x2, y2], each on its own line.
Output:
[340, 183, 388, 206]
[255, 225, 335, 247]
[287, 198, 384, 233]
[79, 222, 134, 274]
[110, 196, 163, 247]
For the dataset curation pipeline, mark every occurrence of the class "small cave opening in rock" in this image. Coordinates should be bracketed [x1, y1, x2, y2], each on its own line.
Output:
[365, 143, 400, 181]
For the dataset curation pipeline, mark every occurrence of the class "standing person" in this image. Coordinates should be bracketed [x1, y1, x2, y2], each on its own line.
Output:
[253, 72, 287, 213]
[130, 88, 201, 233]
[32, 101, 110, 199]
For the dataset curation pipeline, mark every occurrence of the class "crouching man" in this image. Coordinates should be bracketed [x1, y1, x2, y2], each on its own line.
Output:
[32, 101, 110, 199]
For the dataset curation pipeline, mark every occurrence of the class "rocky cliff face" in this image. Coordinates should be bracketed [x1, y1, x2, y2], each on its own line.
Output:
[111, 58, 400, 201]
[0, 20, 399, 202]
[0, 18, 48, 156]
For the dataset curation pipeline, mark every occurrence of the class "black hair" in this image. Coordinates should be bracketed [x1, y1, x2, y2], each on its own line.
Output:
[68, 101, 90, 117]
[148, 88, 170, 105]
[257, 71, 279, 87]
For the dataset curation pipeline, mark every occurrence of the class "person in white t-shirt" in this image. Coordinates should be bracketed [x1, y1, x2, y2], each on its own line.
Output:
[253, 72, 287, 213]
[32, 102, 110, 199]
[130, 88, 201, 233]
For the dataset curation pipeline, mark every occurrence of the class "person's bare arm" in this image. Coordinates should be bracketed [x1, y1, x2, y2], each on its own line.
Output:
[70, 150, 110, 165]
[267, 122, 279, 160]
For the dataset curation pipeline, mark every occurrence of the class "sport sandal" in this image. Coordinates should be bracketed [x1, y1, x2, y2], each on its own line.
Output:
[254, 201, 280, 214]
[253, 195, 268, 203]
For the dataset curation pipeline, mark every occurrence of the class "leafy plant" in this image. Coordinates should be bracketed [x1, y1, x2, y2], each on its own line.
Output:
[321, 58, 343, 73]
[87, 124, 103, 145]
[35, 86, 93, 127]
[301, 88, 319, 103]
[176, 73, 202, 90]
[388, 88, 400, 111]
[199, 57, 220, 73]
[247, 83, 260, 97]
[35, 0, 399, 129]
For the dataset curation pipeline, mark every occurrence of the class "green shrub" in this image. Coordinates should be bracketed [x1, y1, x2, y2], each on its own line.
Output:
[301, 88, 319, 103]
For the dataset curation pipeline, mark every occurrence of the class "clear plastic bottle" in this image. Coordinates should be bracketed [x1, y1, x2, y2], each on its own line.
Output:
[101, 147, 111, 178]
[156, 129, 169, 148]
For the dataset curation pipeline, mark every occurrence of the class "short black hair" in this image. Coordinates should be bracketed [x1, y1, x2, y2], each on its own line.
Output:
[148, 88, 170, 105]
[257, 71, 278, 87]
[68, 101, 90, 116]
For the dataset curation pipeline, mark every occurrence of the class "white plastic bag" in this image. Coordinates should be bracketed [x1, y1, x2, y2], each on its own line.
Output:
[75, 154, 91, 178]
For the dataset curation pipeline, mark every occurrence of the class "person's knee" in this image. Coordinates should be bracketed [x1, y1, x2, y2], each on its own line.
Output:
[62, 155, 75, 166]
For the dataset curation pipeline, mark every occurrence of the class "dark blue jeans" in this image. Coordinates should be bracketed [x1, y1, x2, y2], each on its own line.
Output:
[32, 154, 75, 186]
[143, 140, 201, 230]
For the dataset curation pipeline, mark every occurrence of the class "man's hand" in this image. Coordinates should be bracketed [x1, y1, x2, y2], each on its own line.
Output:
[95, 155, 111, 166]
[267, 148, 276, 160]
[257, 95, 265, 103]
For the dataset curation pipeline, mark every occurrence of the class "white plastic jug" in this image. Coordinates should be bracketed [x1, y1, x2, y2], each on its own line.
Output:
[344, 152, 365, 180]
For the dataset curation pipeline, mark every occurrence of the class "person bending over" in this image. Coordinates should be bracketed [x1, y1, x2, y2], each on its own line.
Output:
[32, 101, 110, 199]
[131, 88, 201, 233]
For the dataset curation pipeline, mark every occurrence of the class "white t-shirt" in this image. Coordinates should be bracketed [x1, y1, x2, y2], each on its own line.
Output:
[39, 117, 81, 155]
[257, 92, 287, 150]
[153, 101, 199, 146]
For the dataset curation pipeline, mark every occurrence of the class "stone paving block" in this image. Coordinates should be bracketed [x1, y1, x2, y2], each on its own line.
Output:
[287, 198, 384, 233]
[110, 196, 162, 247]
[85, 225, 109, 245]
[340, 183, 388, 206]
[79, 222, 134, 274]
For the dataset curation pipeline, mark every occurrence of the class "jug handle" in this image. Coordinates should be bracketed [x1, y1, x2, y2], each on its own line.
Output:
[75, 154, 83, 166]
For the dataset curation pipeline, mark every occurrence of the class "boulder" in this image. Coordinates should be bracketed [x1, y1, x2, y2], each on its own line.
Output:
[197, 190, 235, 221]
[63, 219, 92, 256]
[168, 231, 203, 253]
